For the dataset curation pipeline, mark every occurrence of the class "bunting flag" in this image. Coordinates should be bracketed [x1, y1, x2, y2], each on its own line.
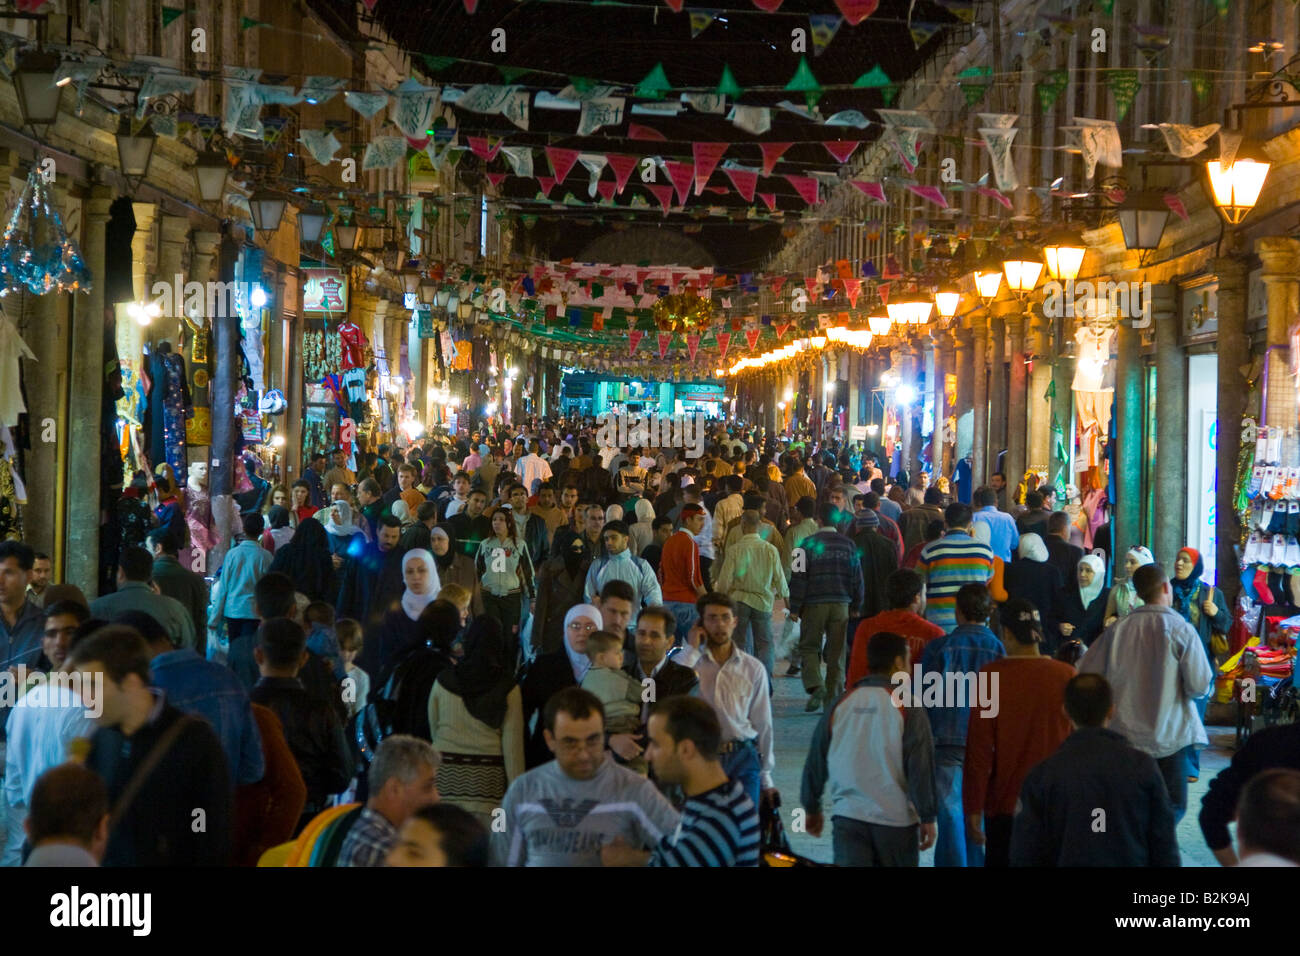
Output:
[692, 143, 728, 195]
[362, 137, 408, 171]
[844, 278, 862, 308]
[759, 142, 791, 176]
[962, 83, 988, 107]
[391, 79, 440, 144]
[774, 322, 791, 340]
[664, 0, 684, 10]
[629, 329, 645, 355]
[834, 0, 880, 25]
[686, 334, 701, 362]
[578, 97, 624, 135]
[758, 193, 778, 212]
[463, 0, 479, 11]
[685, 93, 727, 115]
[823, 140, 861, 164]
[628, 123, 668, 141]
[771, 276, 787, 295]
[716, 331, 732, 360]
[1164, 192, 1190, 222]
[877, 282, 890, 305]
[606, 154, 639, 194]
[647, 182, 675, 213]
[299, 75, 347, 105]
[1154, 122, 1220, 157]
[486, 172, 506, 188]
[905, 184, 948, 208]
[664, 161, 695, 205]
[579, 154, 608, 198]
[784, 57, 822, 106]
[785, 174, 820, 205]
[536, 175, 557, 197]
[689, 10, 716, 36]
[1066, 117, 1122, 180]
[468, 136, 501, 161]
[849, 180, 887, 203]
[635, 63, 673, 99]
[1037, 69, 1070, 112]
[978, 114, 1019, 192]
[717, 64, 745, 99]
[935, 0, 975, 22]
[299, 129, 342, 165]
[752, 0, 784, 10]
[809, 15, 842, 55]
[501, 145, 534, 178]
[545, 147, 581, 182]
[826, 110, 870, 128]
[162, 6, 185, 26]
[724, 167, 758, 202]
[976, 186, 1012, 209]
[910, 21, 942, 47]
[239, 16, 271, 30]
[729, 105, 772, 135]
[1185, 70, 1211, 105]
[657, 333, 673, 359]
[854, 64, 891, 88]
[344, 90, 388, 118]
[1107, 69, 1141, 121]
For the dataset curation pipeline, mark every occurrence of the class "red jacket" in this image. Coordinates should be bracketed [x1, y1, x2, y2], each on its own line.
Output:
[659, 530, 703, 603]
[848, 609, 945, 686]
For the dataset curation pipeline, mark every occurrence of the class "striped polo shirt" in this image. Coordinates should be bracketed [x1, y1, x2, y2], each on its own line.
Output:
[648, 778, 760, 867]
[917, 531, 994, 633]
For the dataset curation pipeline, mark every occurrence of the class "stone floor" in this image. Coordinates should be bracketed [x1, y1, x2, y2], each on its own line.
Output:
[766, 660, 1235, 868]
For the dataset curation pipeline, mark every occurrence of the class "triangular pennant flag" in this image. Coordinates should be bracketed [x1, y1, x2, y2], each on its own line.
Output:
[752, 0, 784, 9]
[498, 65, 532, 84]
[686, 334, 701, 362]
[463, 0, 479, 11]
[486, 171, 506, 188]
[162, 5, 184, 26]
[716, 331, 732, 360]
[689, 10, 716, 36]
[468, 136, 501, 161]
[657, 333, 673, 358]
[664, 0, 685, 10]
[975, 185, 1013, 209]
[745, 328, 762, 350]
[664, 161, 695, 205]
[759, 142, 791, 177]
[716, 64, 744, 99]
[808, 15, 843, 56]
[774, 323, 791, 340]
[1163, 192, 1190, 222]
[844, 278, 862, 308]
[853, 64, 892, 88]
[628, 123, 667, 141]
[1107, 69, 1141, 121]
[635, 63, 673, 100]
[834, 0, 880, 25]
[536, 175, 557, 197]
[784, 56, 820, 94]
[758, 193, 777, 212]
[771, 276, 788, 295]
[909, 21, 942, 47]
[596, 180, 617, 201]
[545, 147, 581, 182]
[501, 145, 534, 178]
[724, 167, 758, 202]
[239, 16, 271, 30]
[629, 329, 645, 355]
[647, 182, 675, 213]
[606, 154, 639, 194]
[905, 184, 948, 208]
[692, 143, 728, 195]
[784, 174, 820, 205]
[850, 180, 887, 203]
[877, 283, 890, 305]
[823, 140, 860, 163]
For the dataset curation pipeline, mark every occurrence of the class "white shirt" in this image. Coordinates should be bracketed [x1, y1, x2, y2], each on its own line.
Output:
[693, 505, 715, 561]
[675, 642, 774, 789]
[4, 680, 97, 807]
[514, 454, 553, 496]
[1238, 852, 1299, 867]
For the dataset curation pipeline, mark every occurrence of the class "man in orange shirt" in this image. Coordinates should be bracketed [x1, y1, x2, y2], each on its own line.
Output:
[658, 505, 707, 643]
[783, 457, 816, 509]
[847, 569, 943, 686]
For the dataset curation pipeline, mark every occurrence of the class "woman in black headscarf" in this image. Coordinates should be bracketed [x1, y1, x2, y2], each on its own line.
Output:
[268, 517, 336, 602]
[427, 617, 524, 825]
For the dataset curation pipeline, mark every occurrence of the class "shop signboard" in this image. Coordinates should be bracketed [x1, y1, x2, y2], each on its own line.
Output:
[415, 306, 435, 339]
[302, 268, 348, 313]
[673, 383, 725, 403]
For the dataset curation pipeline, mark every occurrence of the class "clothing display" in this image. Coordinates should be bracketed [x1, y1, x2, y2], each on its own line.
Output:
[147, 345, 193, 483]
[337, 321, 367, 371]
[0, 316, 35, 428]
[1072, 326, 1114, 392]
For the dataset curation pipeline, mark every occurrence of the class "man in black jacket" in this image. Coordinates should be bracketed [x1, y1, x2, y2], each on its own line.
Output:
[1200, 722, 1300, 865]
[849, 509, 901, 659]
[612, 606, 699, 773]
[249, 618, 354, 830]
[1044, 511, 1085, 601]
[1010, 673, 1179, 867]
[71, 626, 232, 866]
[500, 482, 550, 569]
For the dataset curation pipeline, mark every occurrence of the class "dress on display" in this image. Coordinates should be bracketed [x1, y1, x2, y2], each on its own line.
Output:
[147, 347, 192, 480]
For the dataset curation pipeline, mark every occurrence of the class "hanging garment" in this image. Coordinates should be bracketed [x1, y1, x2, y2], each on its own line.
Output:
[159, 351, 192, 482]
[0, 317, 35, 428]
[1072, 327, 1114, 392]
[337, 322, 368, 370]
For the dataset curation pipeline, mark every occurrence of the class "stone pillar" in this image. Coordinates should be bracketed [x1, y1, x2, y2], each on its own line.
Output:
[900, 344, 919, 481]
[954, 325, 974, 465]
[209, 232, 241, 574]
[1151, 283, 1186, 569]
[970, 312, 990, 486]
[1050, 314, 1074, 493]
[65, 185, 113, 596]
[987, 309, 1008, 479]
[1215, 255, 1249, 601]
[1113, 316, 1144, 572]
[1005, 308, 1028, 496]
[1257, 237, 1300, 464]
[937, 329, 955, 479]
[1028, 309, 1052, 478]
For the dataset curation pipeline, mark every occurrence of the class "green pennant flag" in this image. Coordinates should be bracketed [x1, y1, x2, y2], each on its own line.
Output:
[716, 64, 744, 99]
[1213, 0, 1229, 15]
[881, 85, 899, 106]
[785, 56, 821, 94]
[421, 54, 457, 73]
[957, 65, 992, 79]
[569, 75, 598, 94]
[498, 65, 531, 84]
[239, 16, 270, 29]
[635, 63, 673, 99]
[1107, 68, 1140, 120]
[1185, 69, 1211, 104]
[1037, 68, 1069, 112]
[1045, 379, 1056, 401]
[689, 11, 715, 37]
[161, 6, 185, 26]
[962, 83, 988, 107]
[854, 65, 892, 88]
[1100, 0, 1115, 12]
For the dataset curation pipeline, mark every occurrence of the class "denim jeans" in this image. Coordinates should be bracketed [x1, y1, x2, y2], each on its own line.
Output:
[225, 617, 262, 692]
[1187, 694, 1210, 777]
[719, 738, 761, 809]
[663, 601, 699, 644]
[734, 600, 774, 677]
[933, 746, 982, 867]
[1157, 745, 1192, 822]
[831, 816, 919, 867]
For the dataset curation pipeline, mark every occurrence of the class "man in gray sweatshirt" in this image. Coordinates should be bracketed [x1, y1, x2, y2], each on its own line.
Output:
[493, 687, 680, 866]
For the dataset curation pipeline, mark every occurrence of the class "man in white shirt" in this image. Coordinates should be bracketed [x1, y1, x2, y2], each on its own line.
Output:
[514, 441, 553, 497]
[1235, 769, 1300, 866]
[674, 592, 776, 811]
[1078, 563, 1213, 821]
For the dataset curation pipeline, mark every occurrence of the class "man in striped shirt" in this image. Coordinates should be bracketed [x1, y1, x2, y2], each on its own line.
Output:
[602, 696, 760, 867]
[916, 503, 993, 633]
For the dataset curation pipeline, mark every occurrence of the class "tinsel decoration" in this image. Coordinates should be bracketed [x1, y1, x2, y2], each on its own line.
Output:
[0, 167, 92, 296]
[652, 291, 713, 334]
[1234, 439, 1255, 541]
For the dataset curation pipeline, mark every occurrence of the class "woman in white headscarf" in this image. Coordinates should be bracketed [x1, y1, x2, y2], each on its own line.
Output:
[1002, 533, 1067, 652]
[379, 549, 443, 677]
[1104, 545, 1154, 625]
[391, 498, 415, 528]
[322, 499, 368, 560]
[1061, 553, 1108, 645]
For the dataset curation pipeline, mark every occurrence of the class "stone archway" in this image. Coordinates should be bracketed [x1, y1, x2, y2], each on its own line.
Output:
[577, 227, 716, 267]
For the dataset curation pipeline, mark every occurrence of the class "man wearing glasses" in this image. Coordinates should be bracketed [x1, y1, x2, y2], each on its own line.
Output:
[493, 687, 679, 867]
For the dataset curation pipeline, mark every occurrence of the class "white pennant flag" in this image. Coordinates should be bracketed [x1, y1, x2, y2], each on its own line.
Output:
[299, 76, 347, 104]
[577, 96, 624, 136]
[1066, 117, 1122, 180]
[362, 136, 408, 171]
[684, 93, 727, 115]
[344, 90, 389, 118]
[728, 105, 771, 135]
[1153, 122, 1220, 157]
[299, 129, 342, 166]
[578, 154, 608, 198]
[979, 124, 1019, 192]
[391, 78, 440, 141]
[501, 145, 534, 178]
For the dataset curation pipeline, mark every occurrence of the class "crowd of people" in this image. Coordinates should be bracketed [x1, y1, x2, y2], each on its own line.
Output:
[0, 415, 1298, 869]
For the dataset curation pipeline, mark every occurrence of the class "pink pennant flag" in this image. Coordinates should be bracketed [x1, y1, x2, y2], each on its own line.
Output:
[646, 182, 675, 213]
[486, 172, 506, 188]
[771, 276, 787, 295]
[785, 174, 820, 205]
[1163, 192, 1190, 222]
[844, 278, 862, 308]
[657, 333, 673, 359]
[536, 176, 557, 198]
[759, 142, 792, 177]
[745, 328, 762, 349]
[752, 0, 784, 10]
[834, 0, 879, 25]
[545, 147, 581, 182]
[758, 192, 777, 212]
[823, 140, 861, 164]
[664, 161, 695, 205]
[692, 143, 728, 195]
[975, 186, 1011, 209]
[606, 154, 639, 194]
[468, 136, 501, 161]
[596, 180, 617, 201]
[774, 323, 791, 340]
[905, 184, 949, 208]
[463, 0, 479, 11]
[686, 334, 701, 362]
[664, 0, 685, 10]
[877, 283, 890, 305]
[724, 167, 758, 203]
[716, 331, 732, 360]
[629, 329, 645, 355]
[628, 123, 667, 141]
[850, 180, 887, 203]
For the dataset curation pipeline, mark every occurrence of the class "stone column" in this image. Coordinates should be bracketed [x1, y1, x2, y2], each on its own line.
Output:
[987, 309, 1008, 479]
[65, 185, 114, 596]
[954, 325, 974, 465]
[1050, 313, 1074, 493]
[970, 312, 990, 485]
[1215, 255, 1249, 601]
[937, 329, 955, 479]
[1150, 283, 1186, 569]
[156, 215, 189, 308]
[1005, 307, 1028, 496]
[1113, 316, 1144, 571]
[1028, 309, 1052, 478]
[899, 344, 919, 481]
[1257, 237, 1300, 464]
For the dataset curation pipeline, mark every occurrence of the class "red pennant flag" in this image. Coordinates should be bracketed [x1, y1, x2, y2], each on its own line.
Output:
[834, 0, 879, 25]
[536, 176, 557, 197]
[844, 278, 862, 308]
[595, 180, 617, 201]
[664, 0, 685, 10]
[716, 331, 732, 360]
[1163, 192, 1190, 222]
[545, 147, 581, 182]
[774, 323, 791, 340]
[975, 186, 1012, 209]
[692, 143, 728, 195]
[646, 183, 674, 214]
[628, 329, 645, 355]
[752, 0, 784, 10]
[486, 172, 506, 188]
[905, 184, 949, 208]
[771, 276, 787, 295]
[850, 180, 887, 203]
[628, 123, 667, 141]
[724, 167, 758, 203]
[785, 174, 820, 205]
[745, 328, 762, 350]
[607, 154, 639, 194]
[758, 193, 777, 212]
[463, 0, 479, 11]
[823, 140, 861, 164]
[468, 136, 501, 161]
[877, 283, 890, 305]
[759, 142, 791, 177]
[686, 334, 701, 362]
[657, 333, 672, 358]
[664, 161, 695, 205]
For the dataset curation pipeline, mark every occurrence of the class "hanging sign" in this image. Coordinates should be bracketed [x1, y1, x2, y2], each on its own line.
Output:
[302, 268, 348, 313]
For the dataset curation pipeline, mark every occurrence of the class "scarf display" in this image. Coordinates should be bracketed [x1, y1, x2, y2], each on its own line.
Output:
[400, 548, 441, 621]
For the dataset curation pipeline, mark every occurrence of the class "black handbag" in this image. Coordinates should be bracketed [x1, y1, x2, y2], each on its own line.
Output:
[759, 793, 833, 867]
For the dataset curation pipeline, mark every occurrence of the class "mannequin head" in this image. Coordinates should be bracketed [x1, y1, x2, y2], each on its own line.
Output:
[187, 461, 209, 493]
